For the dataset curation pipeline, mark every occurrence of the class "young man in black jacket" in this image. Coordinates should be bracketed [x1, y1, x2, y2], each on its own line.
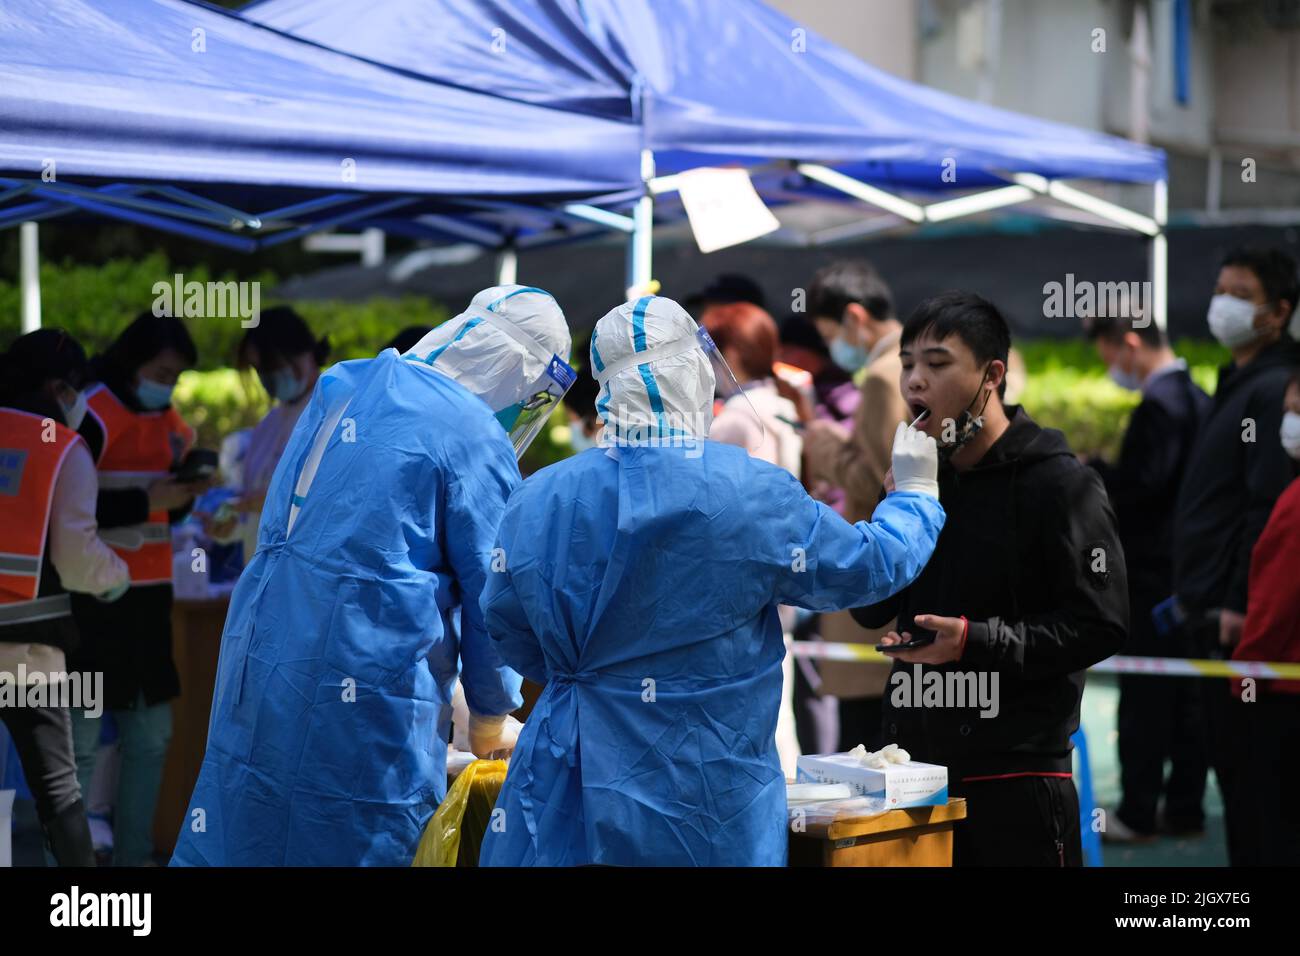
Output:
[1171, 246, 1300, 865]
[852, 291, 1128, 866]
[1085, 315, 1211, 842]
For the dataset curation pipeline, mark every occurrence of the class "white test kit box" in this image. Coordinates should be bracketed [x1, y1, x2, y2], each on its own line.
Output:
[796, 753, 948, 809]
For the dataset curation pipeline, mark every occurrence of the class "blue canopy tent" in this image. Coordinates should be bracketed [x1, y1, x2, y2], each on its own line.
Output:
[0, 0, 643, 325]
[247, 0, 1171, 325]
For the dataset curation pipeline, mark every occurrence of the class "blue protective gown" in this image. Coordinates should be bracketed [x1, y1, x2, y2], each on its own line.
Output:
[479, 441, 945, 867]
[171, 350, 523, 866]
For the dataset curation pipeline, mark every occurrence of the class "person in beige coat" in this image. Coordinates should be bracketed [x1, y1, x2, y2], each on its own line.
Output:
[800, 261, 909, 751]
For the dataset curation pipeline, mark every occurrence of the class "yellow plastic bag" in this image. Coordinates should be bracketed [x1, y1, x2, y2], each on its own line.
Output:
[411, 759, 508, 867]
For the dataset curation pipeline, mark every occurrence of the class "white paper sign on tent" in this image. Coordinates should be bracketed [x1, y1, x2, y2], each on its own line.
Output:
[675, 167, 781, 254]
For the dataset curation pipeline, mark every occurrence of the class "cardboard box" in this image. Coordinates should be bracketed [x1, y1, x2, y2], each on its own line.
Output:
[796, 753, 948, 809]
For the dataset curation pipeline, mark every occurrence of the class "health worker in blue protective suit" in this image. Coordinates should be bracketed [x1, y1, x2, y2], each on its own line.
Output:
[479, 295, 945, 867]
[170, 286, 574, 866]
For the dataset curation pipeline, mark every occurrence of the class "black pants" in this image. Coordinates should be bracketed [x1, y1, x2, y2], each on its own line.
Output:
[1, 700, 95, 865]
[1187, 618, 1256, 865]
[1116, 597, 1207, 833]
[791, 654, 840, 756]
[836, 695, 883, 753]
[1203, 684, 1255, 865]
[1232, 693, 1300, 865]
[953, 775, 1083, 867]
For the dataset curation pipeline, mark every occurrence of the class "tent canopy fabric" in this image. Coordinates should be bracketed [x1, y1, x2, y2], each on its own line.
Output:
[0, 0, 640, 198]
[246, 0, 1167, 188]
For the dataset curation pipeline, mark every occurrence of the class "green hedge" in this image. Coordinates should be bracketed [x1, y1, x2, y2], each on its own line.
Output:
[0, 252, 448, 369]
[2, 254, 454, 451]
[1015, 339, 1224, 460]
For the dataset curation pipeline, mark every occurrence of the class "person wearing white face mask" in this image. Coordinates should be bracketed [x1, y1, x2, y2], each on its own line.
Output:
[1082, 313, 1212, 843]
[0, 330, 129, 866]
[202, 307, 327, 560]
[1172, 246, 1300, 866]
[68, 312, 206, 867]
[1230, 367, 1300, 864]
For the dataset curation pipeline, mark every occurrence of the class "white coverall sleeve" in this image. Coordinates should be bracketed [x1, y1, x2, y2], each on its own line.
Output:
[48, 441, 130, 596]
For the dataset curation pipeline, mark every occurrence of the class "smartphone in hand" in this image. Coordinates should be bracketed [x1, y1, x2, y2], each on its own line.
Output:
[876, 627, 937, 653]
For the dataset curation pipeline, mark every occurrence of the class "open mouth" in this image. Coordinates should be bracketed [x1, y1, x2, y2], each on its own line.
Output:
[908, 402, 930, 424]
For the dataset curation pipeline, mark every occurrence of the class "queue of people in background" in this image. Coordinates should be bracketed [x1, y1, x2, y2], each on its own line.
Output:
[1074, 247, 1300, 863]
[1082, 313, 1211, 844]
[1168, 247, 1300, 864]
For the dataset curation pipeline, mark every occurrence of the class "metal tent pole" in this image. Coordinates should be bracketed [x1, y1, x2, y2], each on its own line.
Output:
[20, 221, 40, 332]
[495, 243, 518, 285]
[626, 149, 655, 297]
[1151, 178, 1169, 331]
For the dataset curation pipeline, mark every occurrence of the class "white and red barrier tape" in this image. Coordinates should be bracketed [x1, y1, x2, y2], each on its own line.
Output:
[787, 641, 1300, 680]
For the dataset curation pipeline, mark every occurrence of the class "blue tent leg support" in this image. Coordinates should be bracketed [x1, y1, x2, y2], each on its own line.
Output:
[1072, 727, 1102, 867]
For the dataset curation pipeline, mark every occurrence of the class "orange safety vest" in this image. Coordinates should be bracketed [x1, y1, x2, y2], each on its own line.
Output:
[0, 407, 82, 624]
[84, 383, 194, 586]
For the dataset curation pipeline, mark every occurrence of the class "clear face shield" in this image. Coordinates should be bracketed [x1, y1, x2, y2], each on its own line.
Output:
[417, 300, 575, 459]
[493, 353, 577, 458]
[697, 327, 768, 451]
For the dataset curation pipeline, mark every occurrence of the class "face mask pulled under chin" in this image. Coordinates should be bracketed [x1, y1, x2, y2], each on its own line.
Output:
[936, 410, 984, 464]
[936, 367, 994, 464]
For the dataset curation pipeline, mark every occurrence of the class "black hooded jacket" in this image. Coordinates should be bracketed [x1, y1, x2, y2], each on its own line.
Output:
[1173, 337, 1300, 616]
[851, 406, 1129, 779]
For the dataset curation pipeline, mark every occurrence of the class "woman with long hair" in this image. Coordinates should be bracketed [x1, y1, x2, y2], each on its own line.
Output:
[67, 312, 205, 866]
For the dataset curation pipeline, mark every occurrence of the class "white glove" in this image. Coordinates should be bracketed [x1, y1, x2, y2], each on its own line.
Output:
[468, 713, 521, 759]
[450, 681, 471, 752]
[849, 742, 911, 768]
[890, 422, 939, 499]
